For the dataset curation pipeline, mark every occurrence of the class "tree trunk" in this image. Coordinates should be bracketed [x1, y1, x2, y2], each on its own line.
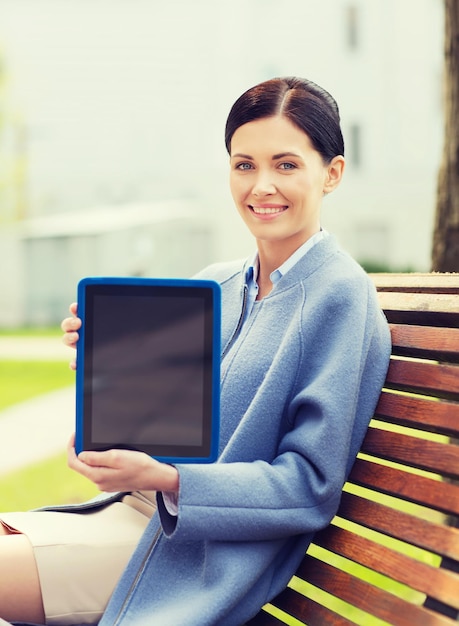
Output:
[432, 0, 459, 271]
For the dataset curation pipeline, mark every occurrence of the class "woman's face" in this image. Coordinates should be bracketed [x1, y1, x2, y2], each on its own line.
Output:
[229, 115, 343, 254]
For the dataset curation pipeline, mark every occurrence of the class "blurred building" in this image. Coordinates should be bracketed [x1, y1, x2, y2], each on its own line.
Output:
[0, 202, 213, 326]
[0, 0, 444, 326]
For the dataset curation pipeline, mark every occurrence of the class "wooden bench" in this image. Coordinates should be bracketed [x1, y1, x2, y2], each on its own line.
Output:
[248, 273, 459, 626]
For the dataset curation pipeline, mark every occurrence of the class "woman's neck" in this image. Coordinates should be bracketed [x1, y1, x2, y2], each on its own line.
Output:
[256, 242, 287, 276]
[255, 230, 320, 300]
[255, 242, 290, 300]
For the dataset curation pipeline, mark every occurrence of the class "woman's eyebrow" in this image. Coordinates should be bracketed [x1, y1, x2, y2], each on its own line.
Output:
[231, 153, 254, 160]
[231, 152, 302, 160]
[272, 151, 302, 160]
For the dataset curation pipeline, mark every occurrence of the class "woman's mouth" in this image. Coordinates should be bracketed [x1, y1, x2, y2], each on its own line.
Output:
[249, 204, 288, 215]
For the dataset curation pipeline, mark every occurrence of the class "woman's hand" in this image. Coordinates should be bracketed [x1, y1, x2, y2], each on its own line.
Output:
[61, 303, 81, 370]
[67, 434, 179, 495]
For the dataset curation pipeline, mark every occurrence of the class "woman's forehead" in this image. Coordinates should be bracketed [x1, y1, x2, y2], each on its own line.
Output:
[230, 116, 314, 155]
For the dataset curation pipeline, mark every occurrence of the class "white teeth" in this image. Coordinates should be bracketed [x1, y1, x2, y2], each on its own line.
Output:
[251, 206, 285, 215]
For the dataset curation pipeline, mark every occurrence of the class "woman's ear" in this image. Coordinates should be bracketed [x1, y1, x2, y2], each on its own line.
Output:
[323, 155, 345, 194]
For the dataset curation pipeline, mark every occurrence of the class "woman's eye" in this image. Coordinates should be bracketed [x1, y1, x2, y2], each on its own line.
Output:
[236, 162, 253, 171]
[279, 162, 296, 170]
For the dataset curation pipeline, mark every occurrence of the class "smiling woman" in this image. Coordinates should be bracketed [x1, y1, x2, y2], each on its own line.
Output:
[229, 116, 344, 279]
[0, 77, 391, 626]
[226, 78, 345, 298]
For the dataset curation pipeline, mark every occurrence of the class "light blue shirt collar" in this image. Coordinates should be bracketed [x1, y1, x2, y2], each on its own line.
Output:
[247, 229, 328, 286]
[243, 230, 328, 322]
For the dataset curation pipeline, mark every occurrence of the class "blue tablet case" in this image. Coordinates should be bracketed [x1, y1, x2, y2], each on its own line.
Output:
[75, 276, 221, 463]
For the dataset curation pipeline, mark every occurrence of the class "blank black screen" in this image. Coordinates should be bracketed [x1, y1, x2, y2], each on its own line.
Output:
[81, 284, 215, 458]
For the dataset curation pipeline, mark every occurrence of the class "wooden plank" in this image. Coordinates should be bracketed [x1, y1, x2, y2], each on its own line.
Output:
[378, 292, 459, 316]
[375, 391, 459, 437]
[385, 359, 459, 397]
[348, 458, 459, 517]
[337, 492, 459, 560]
[286, 596, 359, 626]
[313, 525, 459, 609]
[268, 587, 357, 626]
[298, 555, 455, 626]
[389, 324, 459, 361]
[291, 598, 359, 626]
[370, 273, 459, 293]
[361, 427, 459, 479]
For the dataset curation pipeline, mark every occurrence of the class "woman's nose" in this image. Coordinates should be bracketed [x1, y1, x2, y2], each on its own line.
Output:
[252, 171, 276, 196]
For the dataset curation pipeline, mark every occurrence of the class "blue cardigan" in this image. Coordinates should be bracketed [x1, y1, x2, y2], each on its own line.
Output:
[96, 235, 391, 626]
[4, 235, 390, 626]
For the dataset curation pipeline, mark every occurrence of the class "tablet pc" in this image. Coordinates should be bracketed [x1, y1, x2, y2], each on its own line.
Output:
[75, 276, 221, 463]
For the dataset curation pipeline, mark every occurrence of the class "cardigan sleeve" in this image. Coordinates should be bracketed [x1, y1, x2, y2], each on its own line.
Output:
[157, 273, 391, 543]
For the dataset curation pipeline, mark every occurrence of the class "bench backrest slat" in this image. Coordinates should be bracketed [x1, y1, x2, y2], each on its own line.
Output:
[337, 491, 459, 560]
[371, 273, 459, 292]
[385, 359, 459, 397]
[375, 392, 459, 437]
[248, 273, 459, 626]
[349, 458, 459, 517]
[298, 555, 455, 626]
[390, 324, 459, 361]
[313, 526, 459, 610]
[297, 554, 458, 626]
[260, 586, 358, 626]
[379, 292, 459, 315]
[361, 427, 459, 478]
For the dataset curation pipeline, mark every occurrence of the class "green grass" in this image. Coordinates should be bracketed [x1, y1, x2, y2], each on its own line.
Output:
[0, 452, 98, 511]
[0, 326, 61, 337]
[0, 346, 98, 509]
[0, 360, 74, 411]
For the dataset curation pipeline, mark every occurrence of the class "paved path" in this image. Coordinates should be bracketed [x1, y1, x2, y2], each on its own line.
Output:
[0, 337, 76, 475]
[0, 386, 75, 474]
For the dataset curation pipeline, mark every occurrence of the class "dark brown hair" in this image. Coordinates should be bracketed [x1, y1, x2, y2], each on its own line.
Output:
[225, 77, 344, 163]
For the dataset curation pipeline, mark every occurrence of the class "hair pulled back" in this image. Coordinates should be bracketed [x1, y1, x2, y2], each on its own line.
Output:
[225, 77, 344, 164]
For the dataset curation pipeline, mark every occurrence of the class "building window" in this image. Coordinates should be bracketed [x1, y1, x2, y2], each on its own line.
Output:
[348, 123, 362, 169]
[345, 4, 360, 50]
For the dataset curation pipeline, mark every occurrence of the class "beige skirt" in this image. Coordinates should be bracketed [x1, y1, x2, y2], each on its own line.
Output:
[0, 491, 156, 626]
